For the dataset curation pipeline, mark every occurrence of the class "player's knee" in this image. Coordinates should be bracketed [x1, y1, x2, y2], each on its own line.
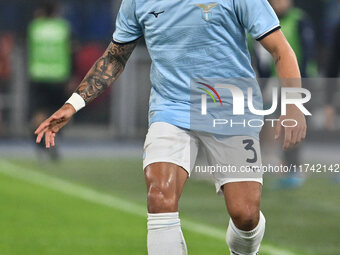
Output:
[229, 206, 260, 231]
[147, 184, 178, 213]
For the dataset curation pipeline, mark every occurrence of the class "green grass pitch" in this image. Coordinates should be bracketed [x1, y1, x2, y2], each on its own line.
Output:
[0, 158, 339, 255]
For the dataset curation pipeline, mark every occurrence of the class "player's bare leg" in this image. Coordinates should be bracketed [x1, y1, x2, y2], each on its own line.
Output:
[145, 162, 188, 255]
[223, 181, 265, 255]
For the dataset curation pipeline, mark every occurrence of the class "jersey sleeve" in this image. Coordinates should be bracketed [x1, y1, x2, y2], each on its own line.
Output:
[234, 0, 280, 41]
[112, 0, 143, 43]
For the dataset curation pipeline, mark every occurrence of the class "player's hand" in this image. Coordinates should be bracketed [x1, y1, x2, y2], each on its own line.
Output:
[34, 104, 76, 148]
[324, 105, 335, 130]
[275, 105, 307, 151]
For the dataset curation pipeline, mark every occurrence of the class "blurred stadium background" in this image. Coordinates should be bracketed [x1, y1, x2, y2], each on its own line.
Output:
[0, 0, 339, 255]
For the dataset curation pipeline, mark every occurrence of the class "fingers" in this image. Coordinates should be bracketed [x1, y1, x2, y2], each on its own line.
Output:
[35, 119, 50, 144]
[296, 126, 306, 145]
[34, 114, 60, 135]
[34, 110, 65, 148]
[36, 129, 56, 148]
[283, 126, 307, 150]
[45, 130, 51, 149]
[44, 130, 57, 149]
[278, 110, 307, 150]
[36, 127, 46, 143]
[51, 133, 56, 147]
[275, 120, 282, 140]
[302, 126, 307, 140]
[291, 127, 299, 145]
[283, 128, 292, 150]
[34, 120, 50, 135]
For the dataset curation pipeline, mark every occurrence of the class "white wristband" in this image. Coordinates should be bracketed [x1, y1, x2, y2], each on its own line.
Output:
[65, 93, 86, 112]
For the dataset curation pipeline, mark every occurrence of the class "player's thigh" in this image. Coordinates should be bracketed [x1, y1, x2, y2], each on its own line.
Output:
[145, 162, 188, 206]
[223, 181, 262, 221]
[143, 122, 199, 212]
[197, 134, 263, 228]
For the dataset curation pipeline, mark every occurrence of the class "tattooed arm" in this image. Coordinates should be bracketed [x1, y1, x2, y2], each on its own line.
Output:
[76, 41, 137, 104]
[259, 30, 306, 150]
[34, 41, 138, 148]
[260, 30, 301, 80]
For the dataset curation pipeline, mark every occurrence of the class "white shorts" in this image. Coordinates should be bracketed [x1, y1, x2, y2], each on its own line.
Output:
[143, 122, 263, 195]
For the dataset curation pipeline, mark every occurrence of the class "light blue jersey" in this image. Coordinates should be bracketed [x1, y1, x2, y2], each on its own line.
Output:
[113, 0, 280, 137]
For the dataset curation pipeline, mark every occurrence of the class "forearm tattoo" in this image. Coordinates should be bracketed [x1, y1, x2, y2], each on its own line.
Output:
[76, 41, 137, 104]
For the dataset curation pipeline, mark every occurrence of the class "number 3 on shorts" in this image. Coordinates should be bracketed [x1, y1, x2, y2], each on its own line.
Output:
[243, 139, 258, 164]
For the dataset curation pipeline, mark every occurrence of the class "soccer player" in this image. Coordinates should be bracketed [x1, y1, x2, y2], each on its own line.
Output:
[35, 0, 307, 254]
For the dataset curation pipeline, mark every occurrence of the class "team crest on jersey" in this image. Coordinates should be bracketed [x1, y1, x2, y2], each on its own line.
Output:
[194, 3, 218, 22]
